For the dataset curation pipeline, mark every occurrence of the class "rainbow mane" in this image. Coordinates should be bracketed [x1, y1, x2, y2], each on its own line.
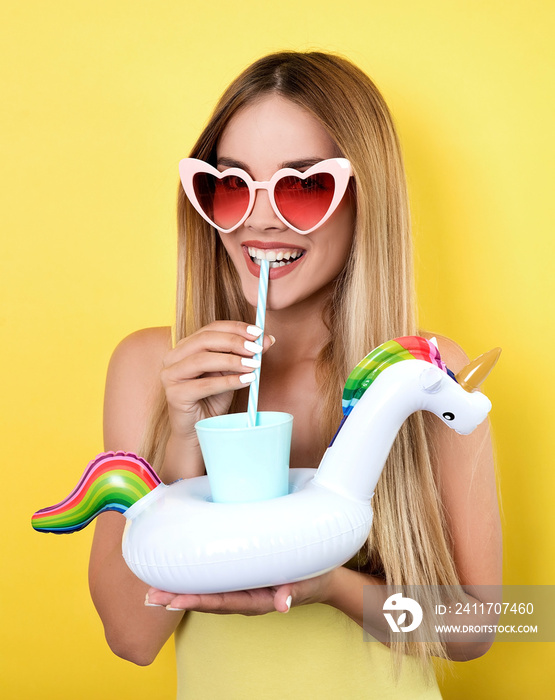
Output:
[330, 336, 451, 445]
[31, 452, 160, 533]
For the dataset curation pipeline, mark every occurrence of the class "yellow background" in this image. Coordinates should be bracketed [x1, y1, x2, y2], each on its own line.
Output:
[2, 1, 554, 697]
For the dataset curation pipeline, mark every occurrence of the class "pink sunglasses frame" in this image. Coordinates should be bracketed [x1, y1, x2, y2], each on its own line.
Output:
[178, 157, 353, 234]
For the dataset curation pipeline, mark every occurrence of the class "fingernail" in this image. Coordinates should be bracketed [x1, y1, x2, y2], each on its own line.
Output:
[246, 325, 263, 338]
[284, 595, 292, 612]
[244, 340, 263, 354]
[269, 335, 276, 346]
[144, 593, 163, 608]
[241, 357, 261, 369]
[239, 372, 256, 384]
[166, 605, 184, 612]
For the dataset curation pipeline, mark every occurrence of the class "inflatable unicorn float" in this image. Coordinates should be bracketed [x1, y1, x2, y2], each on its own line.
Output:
[32, 335, 500, 594]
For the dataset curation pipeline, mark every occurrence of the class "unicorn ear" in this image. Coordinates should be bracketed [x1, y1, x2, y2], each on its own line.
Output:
[429, 336, 439, 349]
[420, 366, 443, 393]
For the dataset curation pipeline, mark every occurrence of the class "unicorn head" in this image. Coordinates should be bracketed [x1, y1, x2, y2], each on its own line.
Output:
[315, 337, 500, 501]
[417, 345, 501, 434]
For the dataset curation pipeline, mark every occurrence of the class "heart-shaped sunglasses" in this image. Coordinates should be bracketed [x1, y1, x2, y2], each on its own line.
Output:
[179, 157, 353, 234]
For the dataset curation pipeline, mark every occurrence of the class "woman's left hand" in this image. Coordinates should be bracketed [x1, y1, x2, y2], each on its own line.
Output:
[145, 569, 337, 615]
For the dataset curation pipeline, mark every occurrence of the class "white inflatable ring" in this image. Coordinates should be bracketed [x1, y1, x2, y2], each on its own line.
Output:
[32, 337, 499, 594]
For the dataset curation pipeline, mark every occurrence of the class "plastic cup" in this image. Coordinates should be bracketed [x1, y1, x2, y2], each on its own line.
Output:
[195, 411, 293, 503]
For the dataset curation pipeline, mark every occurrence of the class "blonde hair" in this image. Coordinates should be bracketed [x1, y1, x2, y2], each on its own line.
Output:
[142, 51, 461, 671]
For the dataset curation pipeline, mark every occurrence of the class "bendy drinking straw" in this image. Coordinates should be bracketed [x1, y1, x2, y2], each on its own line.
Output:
[247, 259, 270, 427]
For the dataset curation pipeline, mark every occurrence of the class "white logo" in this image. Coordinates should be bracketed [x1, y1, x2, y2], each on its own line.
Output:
[383, 593, 423, 633]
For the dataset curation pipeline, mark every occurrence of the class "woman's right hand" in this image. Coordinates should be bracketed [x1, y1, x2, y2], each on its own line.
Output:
[160, 321, 274, 446]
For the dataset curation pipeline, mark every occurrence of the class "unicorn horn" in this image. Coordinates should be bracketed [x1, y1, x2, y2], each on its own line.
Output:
[31, 452, 160, 533]
[455, 347, 502, 392]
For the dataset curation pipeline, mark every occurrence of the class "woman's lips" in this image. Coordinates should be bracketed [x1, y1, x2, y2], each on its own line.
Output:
[242, 244, 306, 279]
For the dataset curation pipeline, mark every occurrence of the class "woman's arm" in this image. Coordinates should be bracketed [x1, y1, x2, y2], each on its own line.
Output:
[89, 322, 275, 662]
[89, 328, 184, 666]
[427, 338, 502, 592]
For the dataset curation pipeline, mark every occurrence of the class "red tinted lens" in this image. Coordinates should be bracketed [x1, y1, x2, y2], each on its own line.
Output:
[193, 173, 250, 230]
[274, 173, 335, 230]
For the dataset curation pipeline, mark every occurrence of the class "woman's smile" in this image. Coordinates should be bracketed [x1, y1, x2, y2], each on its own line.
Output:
[242, 240, 307, 279]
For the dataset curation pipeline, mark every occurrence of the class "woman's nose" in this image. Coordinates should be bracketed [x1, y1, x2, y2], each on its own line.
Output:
[244, 188, 286, 232]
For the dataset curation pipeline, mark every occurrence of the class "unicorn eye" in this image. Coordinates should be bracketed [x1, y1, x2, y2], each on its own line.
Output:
[442, 412, 455, 421]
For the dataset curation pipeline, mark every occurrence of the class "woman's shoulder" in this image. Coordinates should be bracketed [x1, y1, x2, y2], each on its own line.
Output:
[106, 325, 172, 397]
[104, 327, 172, 451]
[418, 331, 470, 374]
[110, 326, 173, 369]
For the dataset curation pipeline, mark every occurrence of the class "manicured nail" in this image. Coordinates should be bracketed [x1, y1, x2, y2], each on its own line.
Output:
[246, 325, 263, 338]
[269, 335, 276, 346]
[244, 340, 263, 354]
[144, 593, 163, 608]
[166, 605, 184, 612]
[285, 595, 292, 612]
[239, 372, 256, 384]
[241, 357, 261, 369]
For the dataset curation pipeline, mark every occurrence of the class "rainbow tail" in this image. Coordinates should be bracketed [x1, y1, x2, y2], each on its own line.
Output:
[31, 452, 161, 534]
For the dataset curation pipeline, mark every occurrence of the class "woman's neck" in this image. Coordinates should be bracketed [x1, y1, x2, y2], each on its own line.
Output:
[263, 284, 332, 364]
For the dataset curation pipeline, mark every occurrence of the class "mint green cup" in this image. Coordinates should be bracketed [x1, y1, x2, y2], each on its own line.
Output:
[195, 412, 293, 503]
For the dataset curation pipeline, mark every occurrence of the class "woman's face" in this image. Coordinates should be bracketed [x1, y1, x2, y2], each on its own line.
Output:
[216, 95, 355, 312]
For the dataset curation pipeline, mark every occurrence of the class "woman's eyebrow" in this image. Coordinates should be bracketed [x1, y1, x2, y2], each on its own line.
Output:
[216, 156, 325, 173]
[217, 156, 249, 170]
[280, 157, 323, 170]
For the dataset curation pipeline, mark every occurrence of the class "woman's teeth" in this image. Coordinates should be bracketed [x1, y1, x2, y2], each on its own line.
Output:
[247, 247, 305, 268]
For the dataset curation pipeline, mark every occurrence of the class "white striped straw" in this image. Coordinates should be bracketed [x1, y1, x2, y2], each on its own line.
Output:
[247, 259, 270, 427]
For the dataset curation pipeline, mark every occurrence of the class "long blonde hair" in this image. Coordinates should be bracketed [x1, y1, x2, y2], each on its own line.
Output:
[142, 51, 460, 669]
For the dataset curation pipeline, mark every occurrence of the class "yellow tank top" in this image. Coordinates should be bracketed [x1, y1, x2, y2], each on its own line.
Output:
[174, 604, 442, 699]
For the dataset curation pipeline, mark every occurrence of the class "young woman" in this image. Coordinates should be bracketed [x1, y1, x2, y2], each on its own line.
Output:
[89, 51, 501, 697]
